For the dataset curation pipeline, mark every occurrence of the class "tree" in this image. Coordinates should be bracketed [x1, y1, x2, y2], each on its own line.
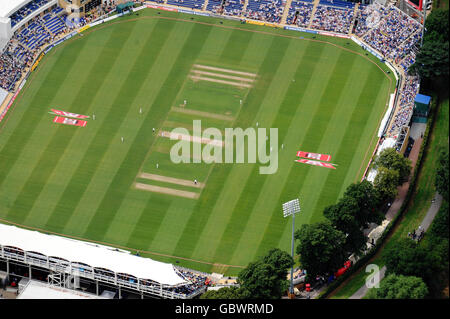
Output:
[200, 286, 242, 299]
[295, 221, 347, 278]
[343, 180, 384, 227]
[366, 274, 428, 299]
[383, 238, 439, 285]
[372, 148, 412, 185]
[323, 197, 366, 255]
[409, 40, 449, 80]
[409, 8, 449, 85]
[373, 167, 400, 202]
[422, 8, 449, 43]
[435, 147, 449, 201]
[237, 248, 293, 299]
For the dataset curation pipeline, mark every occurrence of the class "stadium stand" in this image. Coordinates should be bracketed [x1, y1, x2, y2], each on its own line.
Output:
[0, 1, 425, 137]
[0, 223, 211, 299]
[167, 0, 206, 10]
[285, 0, 314, 27]
[244, 0, 286, 23]
[10, 0, 51, 28]
[310, 4, 354, 34]
[387, 76, 420, 137]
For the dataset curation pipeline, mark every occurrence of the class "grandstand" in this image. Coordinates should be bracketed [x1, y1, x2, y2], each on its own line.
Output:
[0, 0, 430, 299]
[285, 0, 314, 27]
[0, 223, 210, 299]
[244, 0, 286, 23]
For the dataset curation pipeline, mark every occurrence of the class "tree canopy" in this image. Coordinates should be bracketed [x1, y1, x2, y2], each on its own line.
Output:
[435, 147, 449, 201]
[373, 166, 400, 202]
[366, 274, 428, 299]
[324, 180, 384, 254]
[237, 248, 293, 299]
[201, 248, 293, 299]
[372, 148, 412, 185]
[383, 238, 440, 285]
[200, 286, 242, 299]
[295, 221, 347, 278]
[410, 8, 449, 85]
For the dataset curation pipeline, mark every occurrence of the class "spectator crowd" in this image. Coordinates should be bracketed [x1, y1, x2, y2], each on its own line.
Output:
[1, 1, 423, 144]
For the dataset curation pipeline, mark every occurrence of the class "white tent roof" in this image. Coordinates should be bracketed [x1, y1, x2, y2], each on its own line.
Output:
[17, 280, 107, 299]
[0, 0, 31, 19]
[0, 223, 187, 286]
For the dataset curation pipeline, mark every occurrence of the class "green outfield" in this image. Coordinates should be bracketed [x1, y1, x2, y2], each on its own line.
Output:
[0, 9, 394, 275]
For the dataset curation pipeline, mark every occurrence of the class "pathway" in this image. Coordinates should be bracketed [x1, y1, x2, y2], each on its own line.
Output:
[349, 191, 443, 299]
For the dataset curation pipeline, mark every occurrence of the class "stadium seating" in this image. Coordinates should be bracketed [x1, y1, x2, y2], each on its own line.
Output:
[10, 0, 51, 27]
[0, 1, 425, 139]
[285, 0, 314, 27]
[244, 0, 286, 23]
[310, 5, 354, 34]
[167, 0, 206, 10]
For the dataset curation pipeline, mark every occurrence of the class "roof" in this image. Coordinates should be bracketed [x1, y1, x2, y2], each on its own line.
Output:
[0, 223, 187, 286]
[415, 94, 431, 105]
[17, 280, 106, 299]
[376, 137, 396, 155]
[0, 0, 31, 19]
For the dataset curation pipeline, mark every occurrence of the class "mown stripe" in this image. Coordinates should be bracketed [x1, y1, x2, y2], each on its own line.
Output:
[126, 195, 173, 248]
[44, 20, 171, 232]
[0, 40, 88, 192]
[82, 22, 214, 242]
[219, 28, 254, 65]
[133, 29, 273, 254]
[306, 66, 386, 224]
[171, 35, 290, 260]
[6, 22, 139, 224]
[232, 47, 348, 265]
[210, 40, 322, 263]
[253, 50, 358, 258]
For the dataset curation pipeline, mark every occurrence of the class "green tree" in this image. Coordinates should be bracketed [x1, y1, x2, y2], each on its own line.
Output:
[343, 180, 384, 226]
[435, 147, 449, 201]
[410, 40, 449, 80]
[295, 221, 347, 278]
[410, 8, 449, 84]
[366, 274, 428, 299]
[372, 148, 412, 185]
[324, 181, 384, 255]
[383, 238, 439, 285]
[373, 167, 400, 202]
[323, 197, 366, 255]
[422, 8, 449, 43]
[200, 286, 242, 299]
[237, 248, 293, 299]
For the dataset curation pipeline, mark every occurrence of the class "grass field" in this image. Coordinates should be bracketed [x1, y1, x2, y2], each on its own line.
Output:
[0, 9, 394, 275]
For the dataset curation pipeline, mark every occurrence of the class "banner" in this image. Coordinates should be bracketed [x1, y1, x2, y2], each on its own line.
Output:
[295, 159, 336, 169]
[247, 20, 265, 26]
[53, 116, 87, 127]
[31, 53, 45, 71]
[43, 45, 53, 54]
[78, 25, 91, 33]
[264, 23, 279, 28]
[317, 31, 350, 39]
[147, 4, 178, 12]
[284, 26, 318, 34]
[51, 109, 90, 119]
[296, 151, 331, 162]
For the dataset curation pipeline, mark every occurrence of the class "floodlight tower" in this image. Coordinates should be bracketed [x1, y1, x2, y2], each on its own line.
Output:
[282, 198, 301, 297]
